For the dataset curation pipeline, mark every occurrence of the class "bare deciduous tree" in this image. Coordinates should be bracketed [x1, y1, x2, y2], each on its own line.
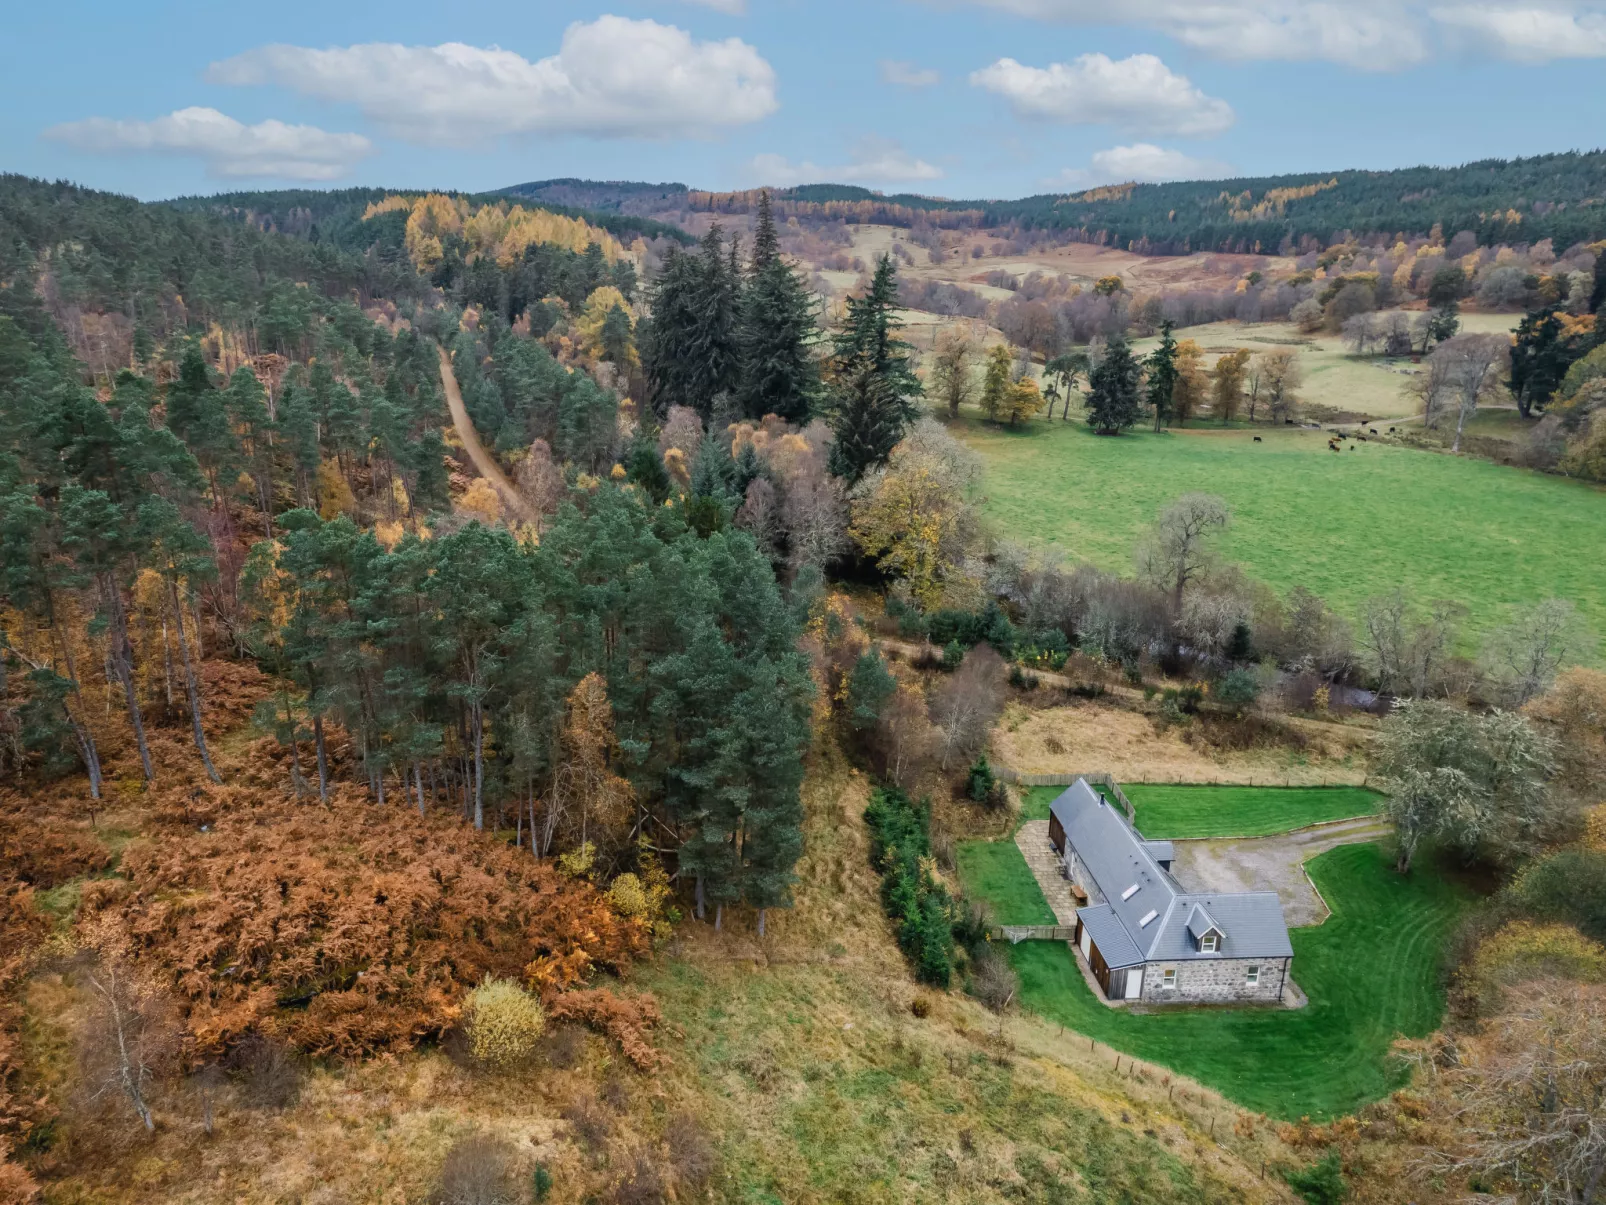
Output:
[929, 645, 1006, 771]
[1136, 493, 1231, 615]
[1411, 348, 1458, 430]
[1432, 333, 1511, 453]
[1483, 599, 1592, 708]
[1361, 589, 1465, 698]
[75, 946, 179, 1133]
[1260, 350, 1303, 424]
[1432, 984, 1606, 1204]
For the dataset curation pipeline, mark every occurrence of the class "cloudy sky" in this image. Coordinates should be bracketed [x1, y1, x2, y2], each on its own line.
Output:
[6, 0, 1606, 200]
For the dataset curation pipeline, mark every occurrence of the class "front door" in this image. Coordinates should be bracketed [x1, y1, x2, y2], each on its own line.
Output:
[1078, 926, 1092, 959]
[1125, 967, 1143, 1000]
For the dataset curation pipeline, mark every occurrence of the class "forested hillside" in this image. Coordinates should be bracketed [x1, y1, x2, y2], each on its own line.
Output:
[546, 150, 1606, 253]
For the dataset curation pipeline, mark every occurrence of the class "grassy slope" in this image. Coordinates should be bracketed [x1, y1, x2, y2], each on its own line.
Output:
[959, 416, 1606, 659]
[957, 841, 1468, 1120]
[1021, 784, 1382, 838]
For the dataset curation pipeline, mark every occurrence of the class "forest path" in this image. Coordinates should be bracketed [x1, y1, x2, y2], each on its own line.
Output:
[436, 343, 534, 522]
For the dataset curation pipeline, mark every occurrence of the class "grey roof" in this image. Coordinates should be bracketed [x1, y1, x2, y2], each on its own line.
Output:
[1143, 840, 1176, 864]
[1186, 904, 1221, 941]
[1051, 779, 1293, 964]
[1076, 905, 1143, 969]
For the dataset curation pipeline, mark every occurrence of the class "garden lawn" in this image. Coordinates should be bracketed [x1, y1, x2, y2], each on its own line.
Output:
[954, 841, 1057, 927]
[1020, 784, 1380, 838]
[958, 416, 1606, 661]
[1124, 784, 1382, 839]
[957, 841, 1470, 1119]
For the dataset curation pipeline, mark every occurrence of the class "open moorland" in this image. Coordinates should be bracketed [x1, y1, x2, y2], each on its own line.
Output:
[958, 415, 1606, 658]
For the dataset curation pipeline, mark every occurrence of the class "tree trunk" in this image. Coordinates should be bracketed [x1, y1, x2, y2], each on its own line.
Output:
[49, 623, 102, 800]
[757, 908, 766, 937]
[695, 873, 706, 921]
[471, 700, 485, 831]
[414, 762, 426, 817]
[312, 712, 329, 803]
[167, 577, 221, 783]
[104, 575, 154, 782]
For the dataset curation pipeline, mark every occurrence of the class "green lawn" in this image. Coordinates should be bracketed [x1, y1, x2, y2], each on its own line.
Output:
[957, 841, 1469, 1119]
[955, 841, 1057, 926]
[1021, 783, 1382, 838]
[959, 416, 1606, 660]
[1124, 784, 1382, 839]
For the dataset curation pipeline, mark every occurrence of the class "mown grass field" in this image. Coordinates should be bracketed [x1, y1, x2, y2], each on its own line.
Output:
[1021, 783, 1382, 838]
[958, 416, 1606, 659]
[956, 841, 1469, 1119]
[1123, 784, 1382, 839]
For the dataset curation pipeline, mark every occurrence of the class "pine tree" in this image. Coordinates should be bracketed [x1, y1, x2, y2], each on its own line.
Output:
[643, 227, 740, 421]
[735, 192, 821, 424]
[165, 347, 238, 505]
[1590, 245, 1606, 316]
[1145, 321, 1179, 432]
[1086, 334, 1143, 435]
[826, 255, 923, 483]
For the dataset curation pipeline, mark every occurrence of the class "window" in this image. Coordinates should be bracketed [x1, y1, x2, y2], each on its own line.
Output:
[1139, 909, 1158, 928]
[1199, 934, 1219, 953]
[1246, 965, 1260, 986]
[1121, 883, 1140, 901]
[1162, 968, 1177, 990]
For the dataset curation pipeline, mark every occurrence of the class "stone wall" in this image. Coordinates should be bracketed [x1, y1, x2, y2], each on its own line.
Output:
[1138, 956, 1291, 1005]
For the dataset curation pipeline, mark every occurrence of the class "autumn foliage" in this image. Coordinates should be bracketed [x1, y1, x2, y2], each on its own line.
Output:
[83, 799, 650, 1059]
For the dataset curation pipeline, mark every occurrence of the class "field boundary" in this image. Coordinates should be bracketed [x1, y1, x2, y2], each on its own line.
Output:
[997, 768, 1134, 821]
[990, 925, 1077, 944]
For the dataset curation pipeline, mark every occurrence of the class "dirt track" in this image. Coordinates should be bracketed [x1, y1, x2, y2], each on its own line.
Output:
[435, 343, 533, 522]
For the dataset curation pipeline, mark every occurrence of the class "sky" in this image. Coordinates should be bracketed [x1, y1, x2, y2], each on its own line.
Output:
[5, 0, 1606, 202]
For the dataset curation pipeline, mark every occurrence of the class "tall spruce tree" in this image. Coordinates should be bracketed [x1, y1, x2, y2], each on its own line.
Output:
[1086, 334, 1143, 435]
[826, 255, 922, 483]
[735, 192, 821, 423]
[1145, 320, 1179, 432]
[643, 226, 740, 420]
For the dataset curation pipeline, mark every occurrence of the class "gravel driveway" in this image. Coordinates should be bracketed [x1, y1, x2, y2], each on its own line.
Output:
[1167, 816, 1393, 928]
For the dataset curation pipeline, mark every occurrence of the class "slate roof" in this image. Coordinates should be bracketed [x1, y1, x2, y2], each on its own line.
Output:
[1051, 779, 1293, 966]
[1143, 840, 1176, 865]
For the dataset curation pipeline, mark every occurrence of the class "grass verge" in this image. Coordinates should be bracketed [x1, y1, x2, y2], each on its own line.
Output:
[958, 841, 1469, 1120]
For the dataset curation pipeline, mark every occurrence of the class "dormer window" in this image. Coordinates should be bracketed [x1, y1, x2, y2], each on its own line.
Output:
[1199, 933, 1220, 953]
[1121, 884, 1140, 901]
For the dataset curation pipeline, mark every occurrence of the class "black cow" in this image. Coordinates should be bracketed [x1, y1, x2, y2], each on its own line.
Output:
[1253, 436, 1263, 443]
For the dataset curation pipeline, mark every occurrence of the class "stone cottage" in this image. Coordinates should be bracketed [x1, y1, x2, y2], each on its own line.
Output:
[1047, 779, 1294, 1005]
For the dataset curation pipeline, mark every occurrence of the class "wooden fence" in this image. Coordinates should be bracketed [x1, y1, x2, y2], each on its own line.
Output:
[993, 769, 1135, 823]
[991, 925, 1077, 944]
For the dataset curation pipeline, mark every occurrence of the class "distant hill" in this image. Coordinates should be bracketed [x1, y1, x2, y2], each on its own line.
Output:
[507, 150, 1606, 255]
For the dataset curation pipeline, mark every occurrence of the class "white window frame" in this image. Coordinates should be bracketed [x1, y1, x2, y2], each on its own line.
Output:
[1246, 965, 1260, 986]
[1162, 968, 1177, 990]
[1199, 933, 1219, 953]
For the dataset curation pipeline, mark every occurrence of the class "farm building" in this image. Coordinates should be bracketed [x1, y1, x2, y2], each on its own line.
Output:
[1048, 779, 1293, 1005]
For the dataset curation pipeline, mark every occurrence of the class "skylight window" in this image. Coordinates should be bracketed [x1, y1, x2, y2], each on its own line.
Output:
[1121, 884, 1140, 901]
[1139, 909, 1158, 928]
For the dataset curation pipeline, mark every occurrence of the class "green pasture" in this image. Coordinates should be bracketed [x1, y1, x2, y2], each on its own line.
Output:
[1021, 783, 1382, 838]
[958, 416, 1606, 660]
[956, 841, 1469, 1119]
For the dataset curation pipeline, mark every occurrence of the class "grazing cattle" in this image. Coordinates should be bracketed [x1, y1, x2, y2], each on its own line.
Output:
[1369, 428, 1378, 435]
[1253, 436, 1263, 443]
[1349, 445, 1355, 451]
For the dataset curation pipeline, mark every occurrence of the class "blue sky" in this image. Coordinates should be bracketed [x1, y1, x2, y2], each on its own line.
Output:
[5, 0, 1606, 201]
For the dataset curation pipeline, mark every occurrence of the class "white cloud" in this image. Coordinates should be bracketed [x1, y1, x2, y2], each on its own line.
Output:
[681, 0, 747, 12]
[970, 53, 1233, 136]
[750, 137, 943, 187]
[945, 2, 1430, 69]
[880, 59, 942, 87]
[207, 16, 778, 144]
[43, 106, 373, 180]
[1050, 143, 1233, 188]
[1430, 4, 1606, 58]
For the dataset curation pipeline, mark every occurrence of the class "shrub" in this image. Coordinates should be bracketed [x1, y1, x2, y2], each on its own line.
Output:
[1284, 1149, 1346, 1205]
[969, 944, 1020, 1013]
[864, 787, 956, 987]
[665, 1112, 718, 1194]
[1215, 667, 1261, 714]
[465, 978, 546, 1070]
[437, 1135, 520, 1205]
[541, 1025, 585, 1069]
[563, 1092, 613, 1150]
[1456, 921, 1606, 1017]
[942, 640, 965, 671]
[532, 1165, 553, 1202]
[228, 1034, 304, 1110]
[927, 602, 1017, 656]
[846, 652, 897, 731]
[613, 1151, 667, 1205]
[965, 755, 997, 803]
[1503, 850, 1606, 942]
